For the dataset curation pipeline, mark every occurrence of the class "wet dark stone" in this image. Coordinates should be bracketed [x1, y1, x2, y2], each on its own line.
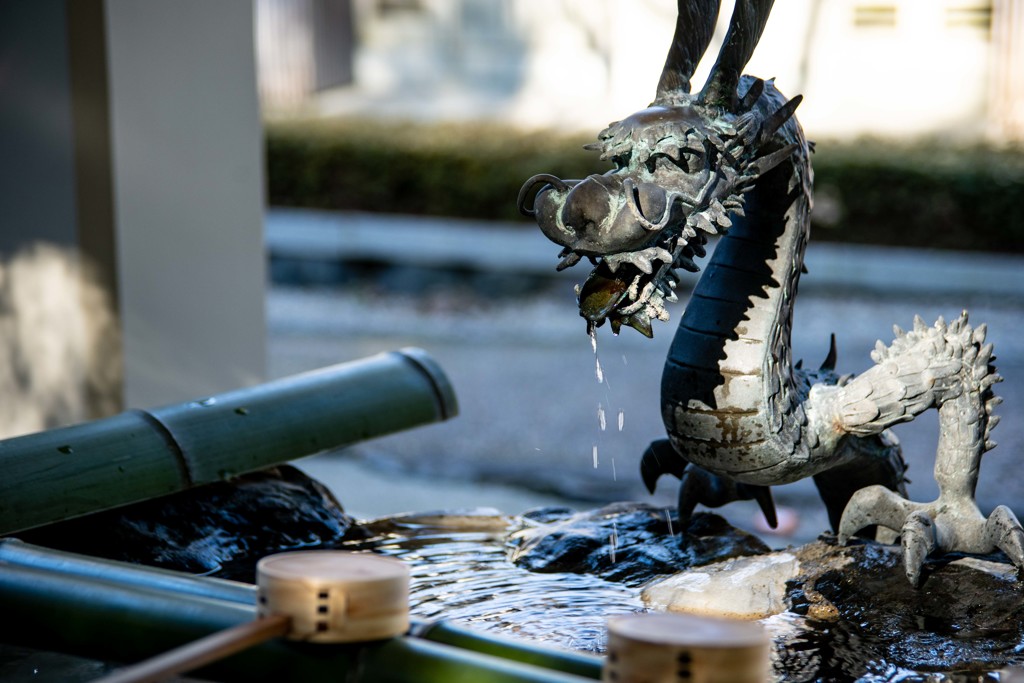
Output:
[17, 465, 366, 580]
[0, 643, 112, 682]
[508, 502, 770, 586]
[779, 537, 1024, 680]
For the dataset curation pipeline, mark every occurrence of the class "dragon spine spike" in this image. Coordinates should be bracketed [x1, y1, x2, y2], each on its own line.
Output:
[986, 396, 1004, 414]
[657, 0, 722, 99]
[975, 342, 996, 374]
[752, 143, 800, 176]
[760, 95, 804, 143]
[821, 333, 838, 371]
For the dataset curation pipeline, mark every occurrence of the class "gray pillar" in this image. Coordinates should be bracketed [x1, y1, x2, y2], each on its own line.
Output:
[105, 0, 267, 407]
[0, 0, 266, 436]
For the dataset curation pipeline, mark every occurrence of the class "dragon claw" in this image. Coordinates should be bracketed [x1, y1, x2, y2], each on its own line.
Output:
[986, 505, 1024, 568]
[839, 486, 1024, 586]
[900, 511, 937, 586]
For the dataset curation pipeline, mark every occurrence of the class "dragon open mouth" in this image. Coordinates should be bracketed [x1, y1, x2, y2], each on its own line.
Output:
[518, 163, 715, 338]
[573, 231, 705, 338]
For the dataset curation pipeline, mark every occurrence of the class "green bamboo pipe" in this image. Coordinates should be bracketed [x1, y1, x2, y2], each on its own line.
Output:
[0, 538, 257, 606]
[0, 540, 603, 679]
[414, 621, 603, 680]
[0, 348, 458, 535]
[0, 556, 595, 682]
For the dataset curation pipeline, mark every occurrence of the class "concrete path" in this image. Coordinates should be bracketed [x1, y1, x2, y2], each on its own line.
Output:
[270, 209, 1024, 546]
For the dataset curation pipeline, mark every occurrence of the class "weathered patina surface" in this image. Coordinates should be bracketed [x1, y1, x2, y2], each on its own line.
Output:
[518, 0, 1024, 585]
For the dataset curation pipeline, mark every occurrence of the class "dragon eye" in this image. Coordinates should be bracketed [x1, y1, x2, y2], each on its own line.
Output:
[681, 152, 702, 172]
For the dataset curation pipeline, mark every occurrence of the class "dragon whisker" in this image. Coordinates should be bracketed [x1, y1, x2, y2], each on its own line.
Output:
[517, 173, 570, 217]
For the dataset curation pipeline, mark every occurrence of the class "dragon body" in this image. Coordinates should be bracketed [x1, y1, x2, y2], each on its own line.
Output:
[518, 0, 1024, 585]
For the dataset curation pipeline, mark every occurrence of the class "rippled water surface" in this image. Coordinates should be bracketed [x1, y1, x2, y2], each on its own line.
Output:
[340, 510, 645, 652]
[333, 509, 1023, 682]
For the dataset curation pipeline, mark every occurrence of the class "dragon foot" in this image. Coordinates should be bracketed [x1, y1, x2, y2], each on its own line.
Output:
[838, 485, 1024, 586]
[640, 439, 778, 530]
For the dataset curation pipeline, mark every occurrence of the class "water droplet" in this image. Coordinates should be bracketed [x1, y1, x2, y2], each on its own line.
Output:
[609, 520, 618, 564]
[617, 410, 624, 431]
[57, 445, 73, 454]
[612, 457, 617, 481]
[665, 509, 674, 536]
[592, 445, 599, 468]
[595, 357, 604, 384]
[597, 403, 606, 431]
[194, 397, 217, 407]
[622, 354, 628, 366]
[589, 326, 598, 354]
[234, 406, 249, 416]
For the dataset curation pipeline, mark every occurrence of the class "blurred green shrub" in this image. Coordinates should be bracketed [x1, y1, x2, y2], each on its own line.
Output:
[266, 118, 603, 222]
[266, 119, 1024, 252]
[811, 140, 1024, 252]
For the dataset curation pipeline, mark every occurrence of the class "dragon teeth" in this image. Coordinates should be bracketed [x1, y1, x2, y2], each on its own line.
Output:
[692, 212, 717, 234]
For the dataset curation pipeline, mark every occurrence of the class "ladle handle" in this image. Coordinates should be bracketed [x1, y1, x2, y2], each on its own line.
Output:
[94, 613, 291, 683]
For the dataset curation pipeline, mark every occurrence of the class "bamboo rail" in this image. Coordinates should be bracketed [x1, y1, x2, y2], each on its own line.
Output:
[0, 540, 598, 682]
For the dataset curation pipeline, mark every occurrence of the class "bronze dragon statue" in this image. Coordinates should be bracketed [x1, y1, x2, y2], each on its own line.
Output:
[517, 0, 1024, 585]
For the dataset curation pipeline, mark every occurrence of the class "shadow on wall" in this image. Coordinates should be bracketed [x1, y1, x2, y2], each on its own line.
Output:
[0, 244, 121, 439]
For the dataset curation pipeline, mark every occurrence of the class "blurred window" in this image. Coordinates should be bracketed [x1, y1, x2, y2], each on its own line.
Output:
[853, 5, 897, 28]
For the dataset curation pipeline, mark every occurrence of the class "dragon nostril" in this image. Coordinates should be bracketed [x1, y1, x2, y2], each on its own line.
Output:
[624, 178, 673, 231]
[638, 183, 669, 223]
[564, 178, 613, 236]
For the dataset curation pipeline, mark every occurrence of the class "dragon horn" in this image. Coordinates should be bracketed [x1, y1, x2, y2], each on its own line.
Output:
[700, 0, 776, 108]
[655, 0, 722, 100]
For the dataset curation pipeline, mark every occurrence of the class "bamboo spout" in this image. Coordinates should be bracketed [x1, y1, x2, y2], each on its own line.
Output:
[0, 348, 457, 535]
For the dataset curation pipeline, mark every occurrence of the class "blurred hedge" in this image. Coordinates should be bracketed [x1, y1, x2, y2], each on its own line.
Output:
[266, 118, 1024, 253]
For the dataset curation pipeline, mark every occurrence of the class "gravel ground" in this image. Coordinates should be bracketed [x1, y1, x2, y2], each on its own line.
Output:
[271, 273, 1024, 547]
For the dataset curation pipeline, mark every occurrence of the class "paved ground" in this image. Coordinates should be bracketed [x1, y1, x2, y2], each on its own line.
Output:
[272, 211, 1024, 547]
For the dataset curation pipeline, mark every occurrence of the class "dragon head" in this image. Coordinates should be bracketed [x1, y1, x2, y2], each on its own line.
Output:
[517, 0, 801, 337]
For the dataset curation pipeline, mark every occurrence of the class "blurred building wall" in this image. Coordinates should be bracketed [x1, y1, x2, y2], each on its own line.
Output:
[991, 0, 1024, 140]
[257, 0, 1023, 142]
[257, 0, 356, 110]
[0, 0, 266, 437]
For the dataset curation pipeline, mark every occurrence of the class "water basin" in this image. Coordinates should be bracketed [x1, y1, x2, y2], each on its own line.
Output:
[318, 506, 1024, 683]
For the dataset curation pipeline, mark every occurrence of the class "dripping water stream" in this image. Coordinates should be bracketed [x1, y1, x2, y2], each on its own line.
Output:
[589, 327, 623, 481]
